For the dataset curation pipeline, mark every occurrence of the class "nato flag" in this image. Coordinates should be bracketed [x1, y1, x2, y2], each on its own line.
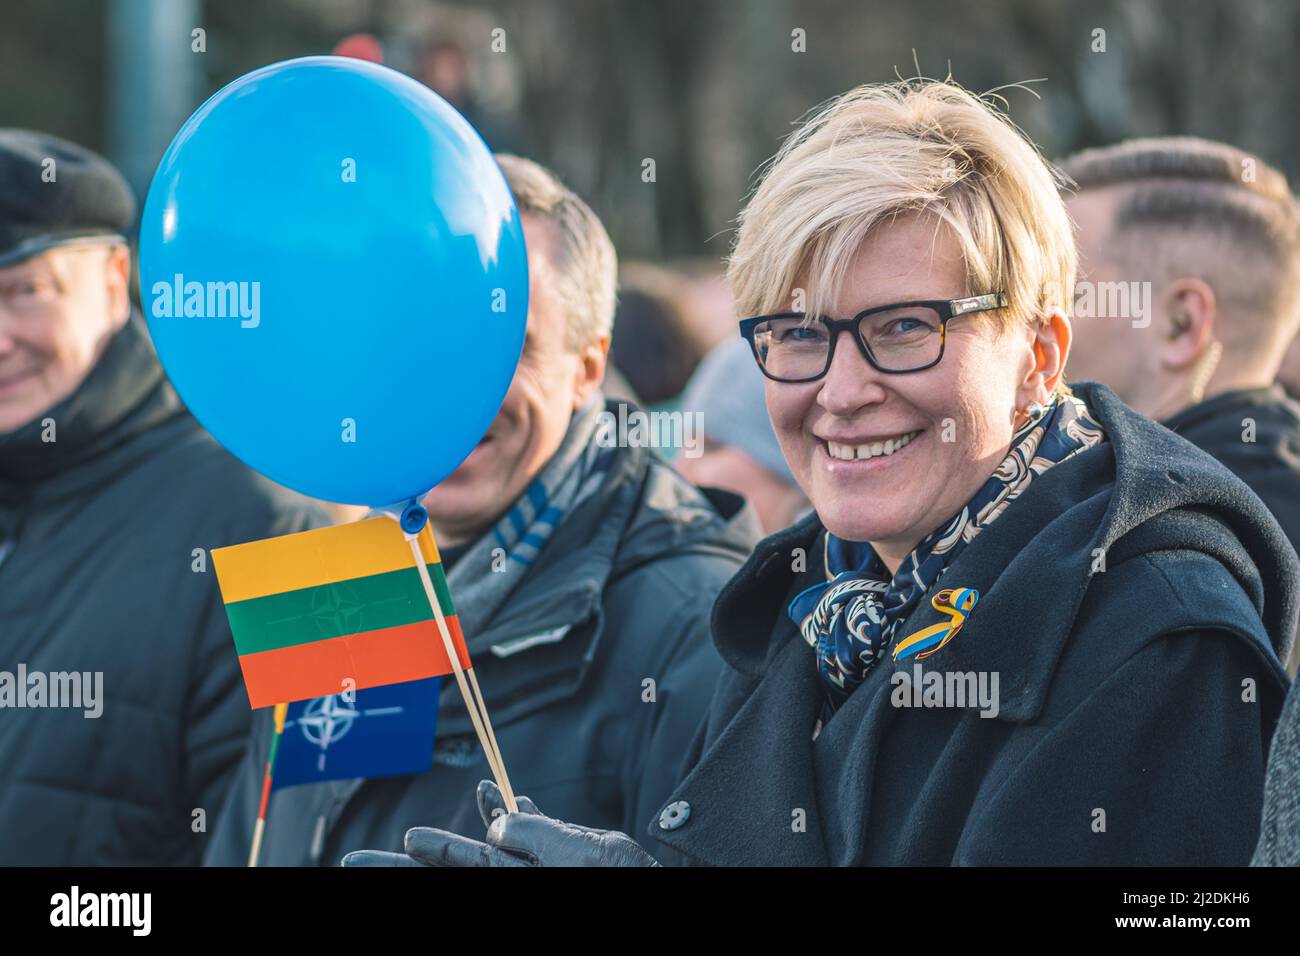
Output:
[272, 677, 442, 789]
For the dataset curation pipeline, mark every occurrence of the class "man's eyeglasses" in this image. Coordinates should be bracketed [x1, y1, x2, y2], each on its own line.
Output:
[738, 293, 1008, 383]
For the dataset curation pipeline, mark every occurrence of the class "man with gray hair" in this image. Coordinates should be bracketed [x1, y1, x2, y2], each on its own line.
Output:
[206, 154, 760, 866]
[1061, 137, 1300, 572]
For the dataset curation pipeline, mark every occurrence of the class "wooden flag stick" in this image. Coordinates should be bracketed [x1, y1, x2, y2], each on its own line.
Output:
[464, 668, 515, 810]
[248, 701, 289, 867]
[404, 532, 519, 813]
[465, 667, 511, 803]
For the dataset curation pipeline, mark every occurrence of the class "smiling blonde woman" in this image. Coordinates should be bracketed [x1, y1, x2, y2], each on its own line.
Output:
[347, 79, 1298, 868]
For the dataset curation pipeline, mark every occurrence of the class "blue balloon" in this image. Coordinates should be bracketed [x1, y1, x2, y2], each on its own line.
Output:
[139, 57, 528, 506]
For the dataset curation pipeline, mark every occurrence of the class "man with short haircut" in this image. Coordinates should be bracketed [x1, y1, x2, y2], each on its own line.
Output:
[206, 155, 759, 866]
[1062, 137, 1300, 569]
[0, 129, 325, 864]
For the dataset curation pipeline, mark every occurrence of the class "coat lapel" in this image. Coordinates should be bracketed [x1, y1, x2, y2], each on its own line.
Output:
[883, 442, 1112, 722]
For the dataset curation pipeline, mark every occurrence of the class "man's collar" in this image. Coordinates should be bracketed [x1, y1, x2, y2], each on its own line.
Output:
[1161, 383, 1289, 434]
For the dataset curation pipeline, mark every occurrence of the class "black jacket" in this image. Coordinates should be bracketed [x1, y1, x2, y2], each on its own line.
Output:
[0, 317, 325, 865]
[649, 382, 1296, 866]
[204, 437, 760, 866]
[1162, 385, 1300, 569]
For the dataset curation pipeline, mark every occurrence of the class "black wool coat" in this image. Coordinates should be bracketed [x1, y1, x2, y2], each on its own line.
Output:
[1162, 385, 1300, 672]
[649, 382, 1297, 866]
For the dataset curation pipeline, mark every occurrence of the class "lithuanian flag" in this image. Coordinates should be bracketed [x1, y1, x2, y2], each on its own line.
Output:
[212, 517, 471, 709]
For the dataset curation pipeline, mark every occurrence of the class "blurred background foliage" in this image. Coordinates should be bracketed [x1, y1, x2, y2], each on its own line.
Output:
[2, 0, 1297, 266]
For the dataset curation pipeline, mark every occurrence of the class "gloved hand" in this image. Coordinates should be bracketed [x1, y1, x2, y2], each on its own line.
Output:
[341, 780, 659, 867]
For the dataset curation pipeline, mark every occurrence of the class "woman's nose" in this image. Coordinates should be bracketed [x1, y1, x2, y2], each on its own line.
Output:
[817, 330, 887, 415]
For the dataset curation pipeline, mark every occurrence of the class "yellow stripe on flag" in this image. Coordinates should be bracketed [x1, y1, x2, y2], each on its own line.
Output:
[212, 516, 440, 603]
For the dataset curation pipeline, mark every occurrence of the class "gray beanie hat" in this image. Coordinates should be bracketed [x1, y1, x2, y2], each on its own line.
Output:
[681, 337, 796, 484]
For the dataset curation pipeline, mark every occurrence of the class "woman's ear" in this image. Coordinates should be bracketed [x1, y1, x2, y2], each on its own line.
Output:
[1016, 309, 1071, 408]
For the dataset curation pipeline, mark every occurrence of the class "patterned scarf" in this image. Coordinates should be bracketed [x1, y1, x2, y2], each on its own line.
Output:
[788, 394, 1106, 715]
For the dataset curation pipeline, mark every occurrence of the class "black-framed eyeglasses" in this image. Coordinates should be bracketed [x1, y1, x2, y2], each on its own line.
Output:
[738, 293, 1008, 383]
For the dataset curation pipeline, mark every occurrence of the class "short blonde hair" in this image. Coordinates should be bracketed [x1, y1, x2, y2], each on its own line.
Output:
[495, 153, 617, 350]
[728, 79, 1076, 388]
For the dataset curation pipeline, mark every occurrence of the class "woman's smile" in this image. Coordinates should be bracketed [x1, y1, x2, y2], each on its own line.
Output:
[817, 427, 924, 471]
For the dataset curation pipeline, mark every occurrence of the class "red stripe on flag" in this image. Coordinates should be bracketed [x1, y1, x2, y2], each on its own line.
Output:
[237, 616, 471, 709]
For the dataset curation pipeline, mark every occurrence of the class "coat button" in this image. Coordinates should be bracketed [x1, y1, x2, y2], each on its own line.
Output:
[658, 800, 691, 831]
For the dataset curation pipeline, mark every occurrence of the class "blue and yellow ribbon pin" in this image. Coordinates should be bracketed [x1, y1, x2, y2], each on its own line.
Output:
[891, 587, 979, 663]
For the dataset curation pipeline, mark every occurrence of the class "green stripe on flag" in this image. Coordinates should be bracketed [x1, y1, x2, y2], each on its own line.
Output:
[226, 563, 453, 655]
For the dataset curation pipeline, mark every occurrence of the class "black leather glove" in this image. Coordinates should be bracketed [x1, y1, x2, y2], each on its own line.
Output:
[341, 780, 659, 868]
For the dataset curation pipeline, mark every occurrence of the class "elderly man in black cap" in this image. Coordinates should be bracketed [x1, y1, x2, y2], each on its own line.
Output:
[0, 130, 325, 865]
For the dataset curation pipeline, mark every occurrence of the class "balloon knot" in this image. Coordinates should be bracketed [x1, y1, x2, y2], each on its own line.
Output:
[399, 501, 428, 535]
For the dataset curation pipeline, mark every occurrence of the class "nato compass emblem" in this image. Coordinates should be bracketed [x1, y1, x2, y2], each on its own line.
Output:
[290, 693, 406, 772]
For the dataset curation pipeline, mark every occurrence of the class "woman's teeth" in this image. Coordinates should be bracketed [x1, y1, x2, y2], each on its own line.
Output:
[826, 430, 920, 461]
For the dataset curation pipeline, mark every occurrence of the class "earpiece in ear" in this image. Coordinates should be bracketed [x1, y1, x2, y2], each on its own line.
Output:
[1015, 400, 1048, 428]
